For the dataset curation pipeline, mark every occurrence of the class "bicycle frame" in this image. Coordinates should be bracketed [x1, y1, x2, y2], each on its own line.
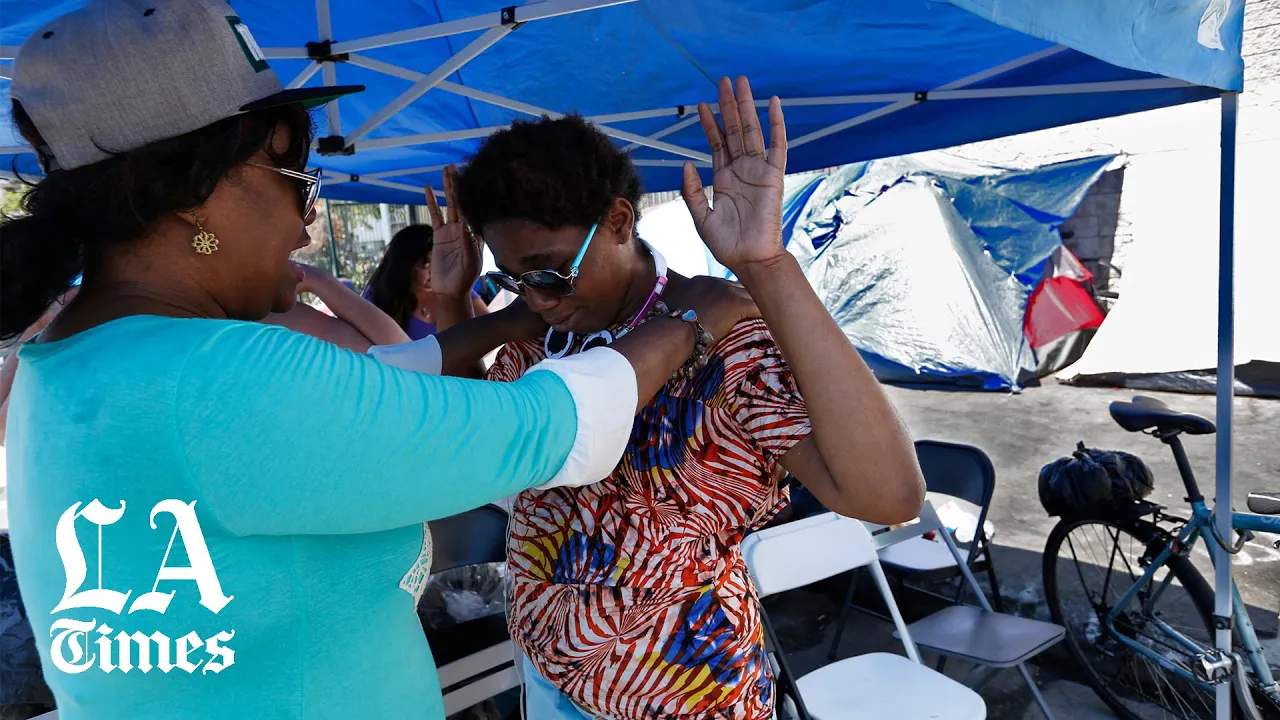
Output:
[1098, 432, 1280, 705]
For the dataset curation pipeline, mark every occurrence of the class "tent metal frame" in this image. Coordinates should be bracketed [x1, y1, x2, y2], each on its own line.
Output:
[316, 0, 342, 138]
[0, 4, 1245, 714]
[1214, 91, 1236, 720]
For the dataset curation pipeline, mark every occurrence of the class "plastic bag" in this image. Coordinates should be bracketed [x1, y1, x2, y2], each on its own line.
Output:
[935, 500, 995, 545]
[418, 563, 516, 719]
[418, 563, 507, 632]
[1039, 442, 1155, 516]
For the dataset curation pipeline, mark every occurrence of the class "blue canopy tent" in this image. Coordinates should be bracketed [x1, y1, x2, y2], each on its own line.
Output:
[0, 1, 1249, 715]
[0, 0, 1239, 201]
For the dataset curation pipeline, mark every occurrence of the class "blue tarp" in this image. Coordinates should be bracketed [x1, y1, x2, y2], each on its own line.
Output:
[782, 154, 1115, 390]
[1, 1, 1244, 204]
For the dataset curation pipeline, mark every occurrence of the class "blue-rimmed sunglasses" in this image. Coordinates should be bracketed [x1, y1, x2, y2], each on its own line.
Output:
[485, 222, 599, 297]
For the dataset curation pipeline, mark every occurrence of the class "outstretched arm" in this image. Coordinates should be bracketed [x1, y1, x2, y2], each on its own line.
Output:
[435, 300, 545, 377]
[266, 263, 410, 351]
[682, 77, 924, 525]
[184, 284, 756, 536]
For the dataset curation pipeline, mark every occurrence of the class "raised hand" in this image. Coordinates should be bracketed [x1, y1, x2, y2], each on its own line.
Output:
[426, 165, 483, 299]
[681, 76, 789, 275]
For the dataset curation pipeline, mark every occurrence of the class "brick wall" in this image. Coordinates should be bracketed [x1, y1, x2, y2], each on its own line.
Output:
[1060, 167, 1125, 306]
[1246, 0, 1280, 88]
[946, 0, 1279, 304]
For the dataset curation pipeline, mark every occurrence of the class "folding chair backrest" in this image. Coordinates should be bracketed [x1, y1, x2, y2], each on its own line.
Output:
[743, 512, 924, 663]
[743, 512, 877, 597]
[427, 505, 508, 574]
[915, 441, 997, 563]
[863, 502, 995, 614]
[862, 502, 947, 553]
[915, 440, 996, 510]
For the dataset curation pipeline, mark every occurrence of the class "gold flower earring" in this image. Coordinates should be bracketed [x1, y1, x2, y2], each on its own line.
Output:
[191, 216, 219, 255]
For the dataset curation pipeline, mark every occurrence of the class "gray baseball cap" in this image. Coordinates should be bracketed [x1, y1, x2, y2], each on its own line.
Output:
[10, 0, 363, 170]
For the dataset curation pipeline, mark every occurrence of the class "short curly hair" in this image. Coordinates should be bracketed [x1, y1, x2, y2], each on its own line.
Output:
[456, 114, 643, 233]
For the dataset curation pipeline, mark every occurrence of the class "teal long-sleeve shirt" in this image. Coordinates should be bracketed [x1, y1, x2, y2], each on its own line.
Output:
[5, 315, 607, 719]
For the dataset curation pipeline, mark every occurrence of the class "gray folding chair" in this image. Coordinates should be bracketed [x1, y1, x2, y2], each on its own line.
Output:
[866, 501, 1064, 720]
[829, 440, 1004, 660]
[423, 506, 519, 716]
[886, 441, 1004, 609]
[742, 512, 986, 720]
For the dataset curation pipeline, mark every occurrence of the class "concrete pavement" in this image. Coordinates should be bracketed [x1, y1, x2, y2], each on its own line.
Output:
[768, 382, 1279, 719]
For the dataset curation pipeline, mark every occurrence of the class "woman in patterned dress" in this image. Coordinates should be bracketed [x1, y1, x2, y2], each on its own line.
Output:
[453, 77, 927, 720]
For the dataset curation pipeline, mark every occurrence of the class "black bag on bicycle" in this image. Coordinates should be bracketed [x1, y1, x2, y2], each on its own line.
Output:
[1038, 442, 1155, 516]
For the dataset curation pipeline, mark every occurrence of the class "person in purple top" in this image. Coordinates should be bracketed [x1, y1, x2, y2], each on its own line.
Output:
[364, 222, 489, 341]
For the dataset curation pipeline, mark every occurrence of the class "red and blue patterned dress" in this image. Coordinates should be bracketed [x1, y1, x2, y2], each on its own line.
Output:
[487, 319, 811, 720]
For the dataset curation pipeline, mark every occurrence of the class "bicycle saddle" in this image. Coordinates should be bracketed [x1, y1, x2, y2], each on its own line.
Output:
[1108, 396, 1216, 435]
[1248, 490, 1280, 515]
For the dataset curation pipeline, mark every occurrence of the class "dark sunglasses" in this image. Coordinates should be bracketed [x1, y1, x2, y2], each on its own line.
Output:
[486, 222, 598, 297]
[247, 162, 322, 218]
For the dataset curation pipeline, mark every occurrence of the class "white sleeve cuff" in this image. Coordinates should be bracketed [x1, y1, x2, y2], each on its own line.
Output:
[367, 335, 443, 376]
[526, 347, 638, 490]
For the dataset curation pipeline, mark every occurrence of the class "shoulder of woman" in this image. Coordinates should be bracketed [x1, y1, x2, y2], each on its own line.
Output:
[24, 317, 292, 371]
[182, 317, 342, 363]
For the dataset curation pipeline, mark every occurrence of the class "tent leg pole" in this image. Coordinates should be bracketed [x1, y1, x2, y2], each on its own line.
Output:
[1213, 90, 1238, 720]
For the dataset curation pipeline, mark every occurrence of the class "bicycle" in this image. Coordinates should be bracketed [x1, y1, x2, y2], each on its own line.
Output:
[1041, 395, 1280, 719]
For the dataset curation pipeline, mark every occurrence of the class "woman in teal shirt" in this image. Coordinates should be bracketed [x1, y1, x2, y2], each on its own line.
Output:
[0, 2, 758, 718]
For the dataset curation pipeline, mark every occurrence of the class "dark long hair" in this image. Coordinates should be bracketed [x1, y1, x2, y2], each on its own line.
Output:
[0, 101, 314, 344]
[364, 224, 433, 330]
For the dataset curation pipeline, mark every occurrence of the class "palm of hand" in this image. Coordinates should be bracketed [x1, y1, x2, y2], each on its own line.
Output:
[681, 76, 791, 276]
[430, 226, 480, 297]
[426, 165, 483, 298]
[702, 158, 784, 269]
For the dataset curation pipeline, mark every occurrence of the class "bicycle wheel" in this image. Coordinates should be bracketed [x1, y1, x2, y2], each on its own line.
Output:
[1044, 515, 1222, 719]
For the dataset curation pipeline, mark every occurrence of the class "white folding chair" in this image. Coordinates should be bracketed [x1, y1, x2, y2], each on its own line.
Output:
[742, 512, 986, 720]
[862, 502, 1064, 720]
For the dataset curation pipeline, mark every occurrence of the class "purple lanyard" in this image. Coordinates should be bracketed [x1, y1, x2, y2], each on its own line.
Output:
[614, 244, 669, 339]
